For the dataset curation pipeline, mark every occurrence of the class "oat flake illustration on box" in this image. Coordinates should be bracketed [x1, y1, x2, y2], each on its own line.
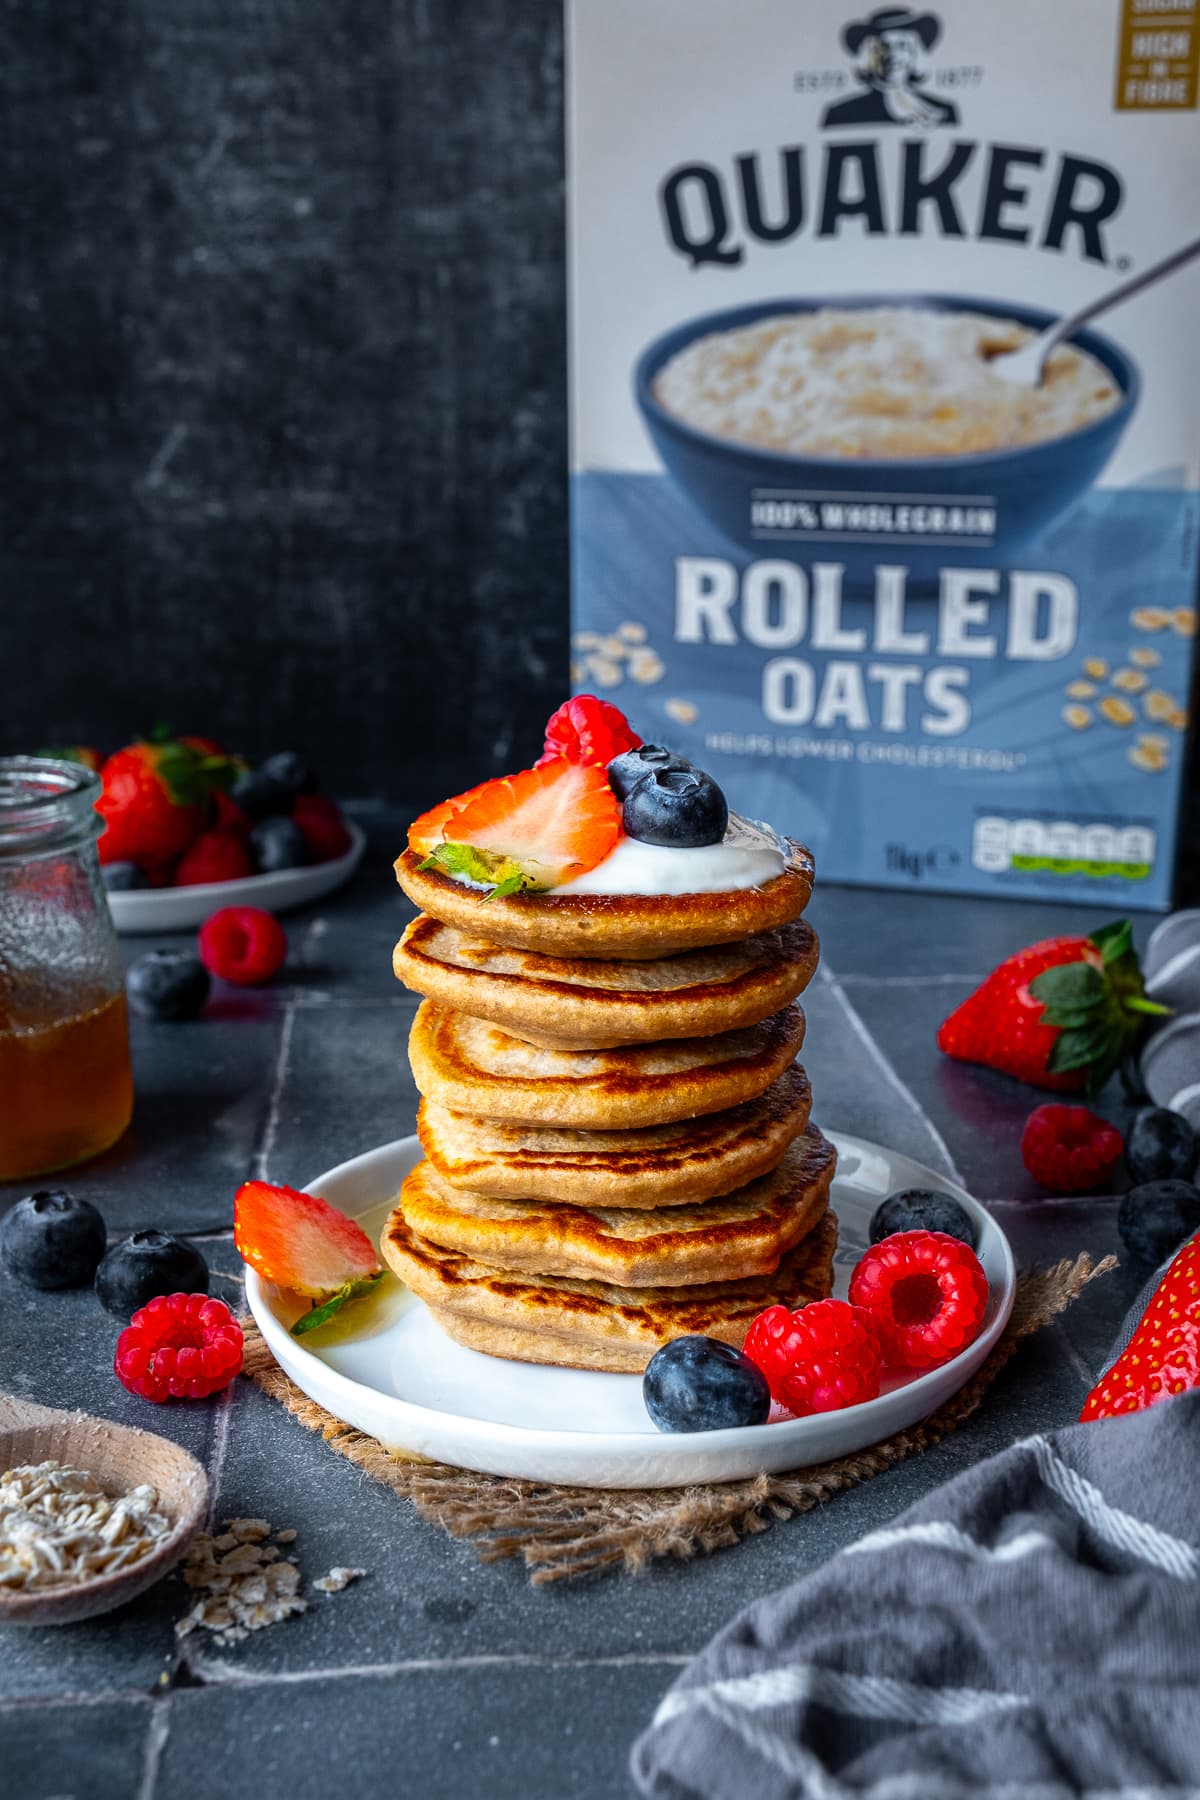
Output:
[567, 0, 1200, 906]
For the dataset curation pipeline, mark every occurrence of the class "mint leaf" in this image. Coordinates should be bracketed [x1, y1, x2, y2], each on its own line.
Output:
[290, 1273, 383, 1338]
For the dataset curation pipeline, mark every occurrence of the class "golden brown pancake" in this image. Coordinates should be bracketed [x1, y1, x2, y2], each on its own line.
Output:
[417, 1065, 812, 1208]
[396, 1128, 834, 1286]
[394, 915, 819, 1050]
[407, 999, 806, 1129]
[393, 839, 815, 961]
[381, 1208, 838, 1373]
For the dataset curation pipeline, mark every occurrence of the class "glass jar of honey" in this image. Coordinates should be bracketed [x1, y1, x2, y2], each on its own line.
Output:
[0, 757, 133, 1181]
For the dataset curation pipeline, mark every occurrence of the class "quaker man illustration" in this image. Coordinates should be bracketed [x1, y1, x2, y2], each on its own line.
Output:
[822, 7, 959, 128]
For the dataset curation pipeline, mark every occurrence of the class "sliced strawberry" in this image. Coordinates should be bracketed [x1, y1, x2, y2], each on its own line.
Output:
[439, 758, 621, 889]
[234, 1181, 380, 1298]
[407, 777, 495, 858]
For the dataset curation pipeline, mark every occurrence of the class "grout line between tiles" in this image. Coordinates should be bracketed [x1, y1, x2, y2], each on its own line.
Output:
[818, 960, 967, 1190]
[836, 973, 986, 988]
[1053, 1319, 1099, 1389]
[201, 1379, 237, 1536]
[0, 1689, 154, 1714]
[252, 996, 298, 1183]
[184, 1650, 694, 1689]
[135, 1696, 172, 1800]
[986, 1195, 1120, 1210]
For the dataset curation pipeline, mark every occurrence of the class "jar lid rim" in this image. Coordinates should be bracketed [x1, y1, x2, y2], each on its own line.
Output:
[0, 756, 101, 808]
[0, 757, 103, 855]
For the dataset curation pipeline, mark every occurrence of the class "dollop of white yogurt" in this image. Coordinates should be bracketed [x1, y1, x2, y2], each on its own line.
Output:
[555, 814, 787, 897]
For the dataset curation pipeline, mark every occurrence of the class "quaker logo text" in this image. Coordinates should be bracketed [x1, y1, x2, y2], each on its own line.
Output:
[659, 0, 1123, 279]
[822, 7, 959, 129]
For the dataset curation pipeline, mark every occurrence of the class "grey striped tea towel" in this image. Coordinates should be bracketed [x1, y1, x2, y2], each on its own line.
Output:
[1141, 910, 1200, 1132]
[633, 1300, 1200, 1797]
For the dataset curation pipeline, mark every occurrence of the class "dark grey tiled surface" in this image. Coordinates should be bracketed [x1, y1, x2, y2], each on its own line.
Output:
[0, 1697, 154, 1800]
[159, 1664, 662, 1800]
[0, 811, 1152, 1796]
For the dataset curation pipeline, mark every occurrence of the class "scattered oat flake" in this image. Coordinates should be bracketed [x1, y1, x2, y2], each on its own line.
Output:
[175, 1522, 365, 1646]
[313, 1566, 366, 1594]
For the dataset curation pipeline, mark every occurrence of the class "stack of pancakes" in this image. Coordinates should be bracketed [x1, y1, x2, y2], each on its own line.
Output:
[383, 839, 837, 1373]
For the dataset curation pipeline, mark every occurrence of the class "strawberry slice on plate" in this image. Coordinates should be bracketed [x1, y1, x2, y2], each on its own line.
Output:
[234, 1181, 382, 1337]
[416, 758, 621, 896]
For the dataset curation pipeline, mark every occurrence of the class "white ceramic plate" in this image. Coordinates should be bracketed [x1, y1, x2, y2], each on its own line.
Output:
[244, 1131, 1016, 1489]
[107, 822, 366, 934]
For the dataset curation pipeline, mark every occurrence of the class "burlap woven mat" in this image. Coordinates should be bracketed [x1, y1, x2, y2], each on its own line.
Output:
[240, 1253, 1113, 1584]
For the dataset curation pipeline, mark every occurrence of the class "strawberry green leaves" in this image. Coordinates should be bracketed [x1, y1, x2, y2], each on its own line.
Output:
[290, 1274, 384, 1338]
[1031, 918, 1170, 1096]
[418, 842, 546, 901]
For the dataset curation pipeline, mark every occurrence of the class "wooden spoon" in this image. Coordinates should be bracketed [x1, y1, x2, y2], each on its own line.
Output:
[0, 1393, 208, 1627]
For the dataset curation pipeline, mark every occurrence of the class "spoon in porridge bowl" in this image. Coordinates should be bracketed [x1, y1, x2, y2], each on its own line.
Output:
[991, 231, 1200, 388]
[0, 1391, 208, 1625]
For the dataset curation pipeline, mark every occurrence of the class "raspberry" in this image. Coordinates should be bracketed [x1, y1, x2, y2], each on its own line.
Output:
[537, 695, 642, 768]
[198, 906, 287, 985]
[849, 1231, 989, 1370]
[114, 1293, 243, 1402]
[742, 1298, 882, 1416]
[175, 829, 254, 887]
[1020, 1103, 1124, 1194]
[292, 793, 353, 863]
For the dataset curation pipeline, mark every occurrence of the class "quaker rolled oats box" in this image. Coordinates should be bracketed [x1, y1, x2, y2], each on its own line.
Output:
[566, 1, 1200, 905]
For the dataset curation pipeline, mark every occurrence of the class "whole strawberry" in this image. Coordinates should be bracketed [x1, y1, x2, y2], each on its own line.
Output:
[1080, 1235, 1200, 1420]
[937, 920, 1167, 1096]
[97, 736, 232, 869]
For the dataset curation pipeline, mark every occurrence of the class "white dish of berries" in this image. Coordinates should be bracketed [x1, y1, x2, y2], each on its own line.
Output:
[107, 821, 366, 934]
[244, 1132, 1016, 1490]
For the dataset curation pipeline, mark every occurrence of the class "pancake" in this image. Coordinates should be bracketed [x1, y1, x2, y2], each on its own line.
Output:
[393, 839, 815, 961]
[396, 1127, 834, 1285]
[408, 999, 806, 1129]
[394, 915, 818, 1050]
[381, 1207, 838, 1373]
[418, 1065, 812, 1208]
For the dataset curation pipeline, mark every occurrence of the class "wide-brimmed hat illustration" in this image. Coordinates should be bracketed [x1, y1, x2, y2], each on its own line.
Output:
[823, 7, 958, 128]
[843, 6, 941, 54]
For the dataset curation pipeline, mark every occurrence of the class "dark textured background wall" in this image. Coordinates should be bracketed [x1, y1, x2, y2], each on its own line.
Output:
[2, 3, 1197, 898]
[1, 0, 567, 803]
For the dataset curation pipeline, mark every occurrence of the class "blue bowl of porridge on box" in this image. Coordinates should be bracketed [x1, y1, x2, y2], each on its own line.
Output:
[634, 294, 1139, 585]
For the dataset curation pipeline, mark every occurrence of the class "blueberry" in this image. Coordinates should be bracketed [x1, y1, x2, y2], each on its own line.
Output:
[869, 1188, 978, 1249]
[259, 751, 317, 797]
[126, 951, 211, 1022]
[1117, 1179, 1200, 1266]
[606, 744, 693, 801]
[102, 862, 150, 892]
[0, 1191, 107, 1290]
[249, 817, 310, 873]
[643, 1335, 770, 1433]
[231, 767, 293, 820]
[95, 1230, 209, 1318]
[622, 767, 728, 848]
[1126, 1108, 1197, 1185]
